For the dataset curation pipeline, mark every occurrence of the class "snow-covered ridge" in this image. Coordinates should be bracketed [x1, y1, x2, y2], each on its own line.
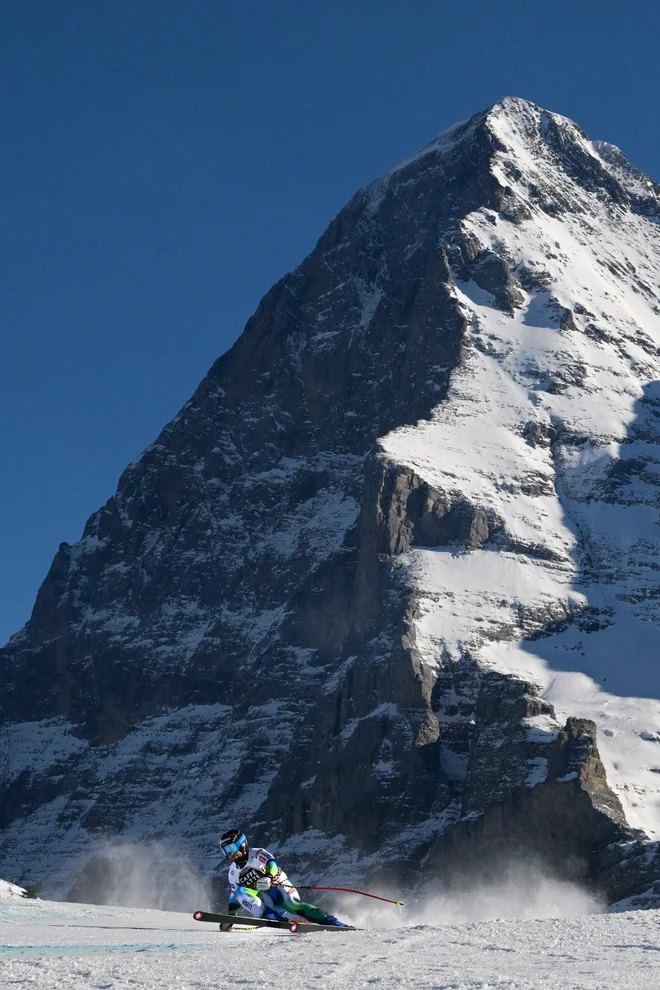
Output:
[593, 139, 660, 205]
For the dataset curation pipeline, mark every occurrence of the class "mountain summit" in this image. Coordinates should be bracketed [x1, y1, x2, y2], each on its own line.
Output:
[3, 98, 660, 906]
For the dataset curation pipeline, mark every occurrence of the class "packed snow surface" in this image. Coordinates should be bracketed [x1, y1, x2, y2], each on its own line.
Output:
[2, 885, 660, 990]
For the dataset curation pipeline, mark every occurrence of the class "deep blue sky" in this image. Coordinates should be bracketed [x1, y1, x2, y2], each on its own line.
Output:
[1, 0, 659, 645]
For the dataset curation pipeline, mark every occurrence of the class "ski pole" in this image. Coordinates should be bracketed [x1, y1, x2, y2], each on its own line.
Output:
[293, 886, 404, 906]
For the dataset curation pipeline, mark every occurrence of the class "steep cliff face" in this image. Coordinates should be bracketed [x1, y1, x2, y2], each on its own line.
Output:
[2, 98, 660, 905]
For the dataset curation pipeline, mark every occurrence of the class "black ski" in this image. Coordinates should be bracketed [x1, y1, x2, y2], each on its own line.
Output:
[192, 911, 355, 933]
[193, 911, 288, 931]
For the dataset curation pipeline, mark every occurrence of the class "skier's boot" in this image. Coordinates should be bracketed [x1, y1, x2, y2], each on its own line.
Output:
[262, 908, 280, 922]
[323, 914, 348, 927]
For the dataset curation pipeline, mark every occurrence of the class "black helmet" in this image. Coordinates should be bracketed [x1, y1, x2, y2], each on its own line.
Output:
[220, 828, 248, 863]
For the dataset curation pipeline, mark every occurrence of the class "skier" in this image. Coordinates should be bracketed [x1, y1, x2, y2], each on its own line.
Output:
[219, 827, 349, 928]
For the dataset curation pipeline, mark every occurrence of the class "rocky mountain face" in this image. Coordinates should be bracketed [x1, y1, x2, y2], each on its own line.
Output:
[3, 97, 660, 908]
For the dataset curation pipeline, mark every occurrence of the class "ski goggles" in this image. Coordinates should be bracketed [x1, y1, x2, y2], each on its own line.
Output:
[220, 834, 246, 858]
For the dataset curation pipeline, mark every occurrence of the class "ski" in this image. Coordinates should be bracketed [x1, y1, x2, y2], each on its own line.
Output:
[193, 911, 289, 931]
[192, 911, 356, 933]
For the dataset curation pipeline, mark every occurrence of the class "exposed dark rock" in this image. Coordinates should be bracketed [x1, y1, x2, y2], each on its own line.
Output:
[416, 717, 629, 891]
[463, 250, 525, 314]
[360, 456, 502, 557]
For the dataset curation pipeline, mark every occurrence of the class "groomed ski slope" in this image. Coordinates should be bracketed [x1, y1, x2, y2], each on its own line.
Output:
[2, 883, 660, 990]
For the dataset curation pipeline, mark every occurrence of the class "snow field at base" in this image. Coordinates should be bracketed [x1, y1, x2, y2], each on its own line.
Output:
[381, 104, 660, 838]
[3, 888, 660, 990]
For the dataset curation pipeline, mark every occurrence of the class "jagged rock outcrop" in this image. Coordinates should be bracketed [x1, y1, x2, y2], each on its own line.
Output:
[2, 97, 660, 907]
[423, 717, 627, 886]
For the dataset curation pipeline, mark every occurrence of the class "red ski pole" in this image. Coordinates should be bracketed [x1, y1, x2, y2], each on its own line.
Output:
[294, 886, 404, 906]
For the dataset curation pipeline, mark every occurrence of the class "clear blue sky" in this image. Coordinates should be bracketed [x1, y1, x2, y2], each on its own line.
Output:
[1, 0, 658, 645]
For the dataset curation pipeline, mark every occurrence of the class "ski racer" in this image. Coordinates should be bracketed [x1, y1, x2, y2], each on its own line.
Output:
[219, 828, 348, 928]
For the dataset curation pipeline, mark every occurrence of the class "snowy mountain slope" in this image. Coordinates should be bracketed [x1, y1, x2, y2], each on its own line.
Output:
[3, 97, 660, 905]
[381, 98, 660, 838]
[2, 885, 660, 990]
[268, 101, 660, 900]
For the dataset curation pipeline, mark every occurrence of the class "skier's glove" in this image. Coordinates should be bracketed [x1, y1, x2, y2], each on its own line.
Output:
[256, 876, 272, 891]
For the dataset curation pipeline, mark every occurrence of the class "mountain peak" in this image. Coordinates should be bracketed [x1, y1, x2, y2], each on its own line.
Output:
[489, 94, 540, 114]
[390, 97, 593, 188]
[4, 97, 660, 908]
[385, 95, 660, 229]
